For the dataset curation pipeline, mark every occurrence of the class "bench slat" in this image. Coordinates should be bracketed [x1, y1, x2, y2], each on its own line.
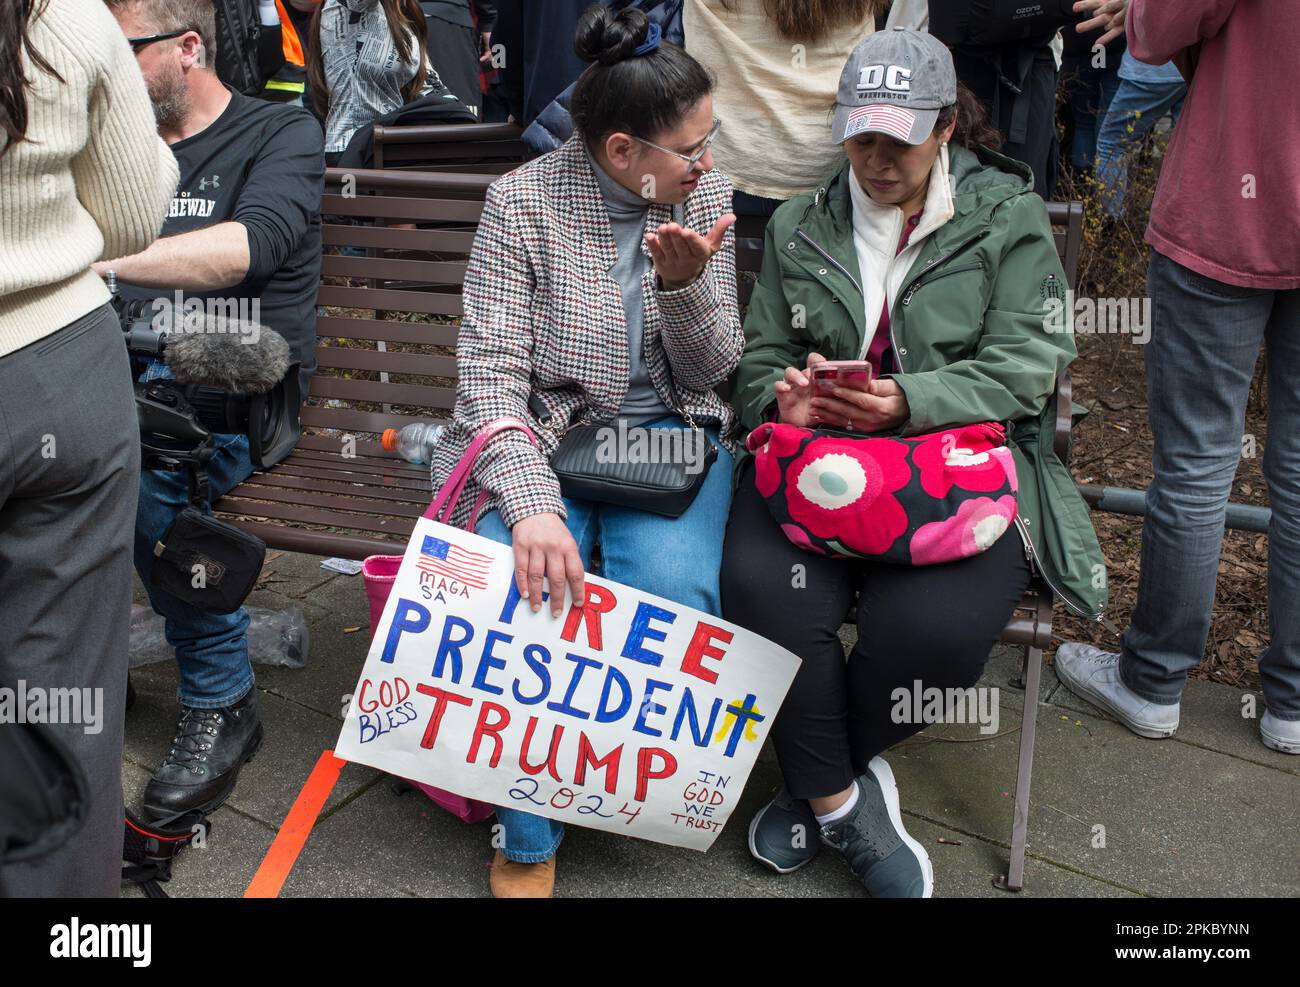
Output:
[299, 405, 436, 435]
[321, 253, 469, 283]
[315, 315, 459, 347]
[316, 284, 464, 317]
[315, 345, 458, 377]
[219, 482, 428, 519]
[223, 518, 403, 560]
[215, 496, 419, 536]
[268, 461, 431, 490]
[322, 195, 485, 222]
[284, 441, 430, 469]
[281, 451, 435, 482]
[322, 223, 478, 253]
[308, 375, 455, 408]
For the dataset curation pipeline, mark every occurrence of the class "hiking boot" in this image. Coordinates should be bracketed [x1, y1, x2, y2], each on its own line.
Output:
[819, 757, 932, 898]
[1261, 709, 1300, 755]
[142, 690, 263, 821]
[489, 850, 556, 898]
[748, 786, 819, 874]
[1054, 642, 1180, 738]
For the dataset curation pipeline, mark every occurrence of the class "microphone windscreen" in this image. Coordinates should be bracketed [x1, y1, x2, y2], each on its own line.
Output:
[166, 314, 291, 394]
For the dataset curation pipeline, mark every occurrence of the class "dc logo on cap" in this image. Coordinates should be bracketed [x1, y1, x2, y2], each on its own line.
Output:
[858, 64, 912, 94]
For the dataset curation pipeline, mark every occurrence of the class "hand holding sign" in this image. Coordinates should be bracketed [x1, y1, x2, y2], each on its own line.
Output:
[511, 511, 585, 616]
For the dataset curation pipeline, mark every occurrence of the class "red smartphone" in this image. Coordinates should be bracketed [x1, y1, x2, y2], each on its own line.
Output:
[811, 360, 873, 394]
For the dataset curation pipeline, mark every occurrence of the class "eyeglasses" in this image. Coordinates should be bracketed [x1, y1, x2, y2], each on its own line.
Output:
[127, 30, 187, 53]
[635, 118, 722, 170]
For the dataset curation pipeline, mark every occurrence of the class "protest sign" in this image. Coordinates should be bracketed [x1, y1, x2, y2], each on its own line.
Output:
[335, 519, 800, 851]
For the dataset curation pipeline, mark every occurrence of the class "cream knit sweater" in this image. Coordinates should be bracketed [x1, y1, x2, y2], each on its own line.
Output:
[0, 0, 178, 357]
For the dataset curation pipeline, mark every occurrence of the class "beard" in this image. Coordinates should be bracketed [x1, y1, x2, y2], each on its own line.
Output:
[146, 59, 191, 131]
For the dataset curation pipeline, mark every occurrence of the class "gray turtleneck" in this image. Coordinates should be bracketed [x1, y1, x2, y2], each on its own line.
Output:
[586, 150, 673, 422]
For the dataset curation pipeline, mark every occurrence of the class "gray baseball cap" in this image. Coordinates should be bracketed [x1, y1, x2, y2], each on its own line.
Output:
[832, 27, 958, 146]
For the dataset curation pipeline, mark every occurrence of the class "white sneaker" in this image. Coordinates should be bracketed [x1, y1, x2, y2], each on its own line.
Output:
[1260, 710, 1300, 754]
[1053, 643, 1180, 739]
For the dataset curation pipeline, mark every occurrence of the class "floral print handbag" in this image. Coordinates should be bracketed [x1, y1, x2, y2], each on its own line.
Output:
[745, 421, 1020, 564]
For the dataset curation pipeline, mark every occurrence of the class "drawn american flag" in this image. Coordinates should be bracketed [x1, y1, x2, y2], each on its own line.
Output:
[846, 105, 916, 141]
[416, 535, 492, 590]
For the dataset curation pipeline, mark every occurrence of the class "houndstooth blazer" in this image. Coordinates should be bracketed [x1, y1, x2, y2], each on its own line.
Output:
[427, 133, 743, 529]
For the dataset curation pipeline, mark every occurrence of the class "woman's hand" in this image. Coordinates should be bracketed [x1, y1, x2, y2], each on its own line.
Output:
[646, 214, 736, 291]
[1073, 0, 1128, 46]
[811, 377, 910, 433]
[510, 513, 585, 617]
[773, 352, 829, 427]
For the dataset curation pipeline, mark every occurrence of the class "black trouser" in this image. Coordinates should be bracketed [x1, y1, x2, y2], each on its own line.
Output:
[0, 305, 139, 895]
[721, 463, 1031, 801]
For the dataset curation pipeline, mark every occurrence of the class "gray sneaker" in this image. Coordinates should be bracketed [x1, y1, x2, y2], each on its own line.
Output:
[819, 757, 933, 898]
[748, 786, 819, 873]
[1054, 642, 1180, 739]
[1261, 709, 1300, 754]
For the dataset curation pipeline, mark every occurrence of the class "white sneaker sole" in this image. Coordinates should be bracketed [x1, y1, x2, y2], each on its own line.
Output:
[1055, 659, 1178, 739]
[867, 756, 934, 898]
[1261, 724, 1300, 755]
[747, 800, 816, 875]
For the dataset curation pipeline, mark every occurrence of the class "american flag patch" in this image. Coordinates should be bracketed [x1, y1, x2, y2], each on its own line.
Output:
[845, 104, 917, 142]
[416, 535, 492, 590]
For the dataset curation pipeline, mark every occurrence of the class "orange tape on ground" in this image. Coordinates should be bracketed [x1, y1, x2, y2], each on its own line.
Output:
[244, 749, 347, 898]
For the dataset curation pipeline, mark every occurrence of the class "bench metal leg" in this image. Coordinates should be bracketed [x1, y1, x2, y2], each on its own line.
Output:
[995, 641, 1042, 892]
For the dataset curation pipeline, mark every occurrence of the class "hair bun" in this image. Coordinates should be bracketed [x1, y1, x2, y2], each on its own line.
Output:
[574, 5, 651, 66]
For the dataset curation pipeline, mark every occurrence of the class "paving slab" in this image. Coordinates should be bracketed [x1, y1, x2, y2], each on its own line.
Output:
[1044, 660, 1300, 776]
[280, 750, 1131, 898]
[888, 710, 1300, 897]
[124, 662, 379, 828]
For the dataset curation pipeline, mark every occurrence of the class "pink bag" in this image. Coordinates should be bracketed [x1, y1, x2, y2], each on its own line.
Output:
[360, 418, 537, 824]
[746, 420, 1019, 565]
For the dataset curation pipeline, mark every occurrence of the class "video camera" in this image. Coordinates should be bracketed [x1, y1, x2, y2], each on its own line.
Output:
[109, 276, 305, 615]
[111, 278, 302, 471]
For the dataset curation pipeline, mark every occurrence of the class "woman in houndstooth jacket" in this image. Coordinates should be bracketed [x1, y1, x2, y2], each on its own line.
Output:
[426, 4, 742, 896]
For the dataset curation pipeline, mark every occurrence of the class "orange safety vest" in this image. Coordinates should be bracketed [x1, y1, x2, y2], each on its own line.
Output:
[276, 0, 305, 67]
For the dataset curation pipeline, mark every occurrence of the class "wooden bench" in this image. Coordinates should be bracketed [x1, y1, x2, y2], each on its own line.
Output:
[215, 167, 1085, 892]
[370, 121, 526, 175]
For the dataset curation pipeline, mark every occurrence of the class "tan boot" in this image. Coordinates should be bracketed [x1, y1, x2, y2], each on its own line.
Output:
[489, 850, 556, 898]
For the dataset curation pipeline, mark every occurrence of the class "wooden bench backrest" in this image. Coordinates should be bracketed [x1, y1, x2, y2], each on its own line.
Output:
[312, 166, 1082, 457]
[370, 122, 526, 175]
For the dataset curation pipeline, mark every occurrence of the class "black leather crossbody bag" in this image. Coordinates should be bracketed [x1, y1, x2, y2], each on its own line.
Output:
[533, 390, 718, 519]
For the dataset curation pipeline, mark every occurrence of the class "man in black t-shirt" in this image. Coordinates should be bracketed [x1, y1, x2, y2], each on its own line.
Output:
[99, 0, 323, 821]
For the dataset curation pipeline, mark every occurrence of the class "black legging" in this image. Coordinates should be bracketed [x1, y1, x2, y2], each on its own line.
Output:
[721, 462, 1031, 800]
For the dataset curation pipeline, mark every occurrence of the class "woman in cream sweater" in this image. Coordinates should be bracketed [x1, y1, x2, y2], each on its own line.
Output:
[0, 0, 177, 897]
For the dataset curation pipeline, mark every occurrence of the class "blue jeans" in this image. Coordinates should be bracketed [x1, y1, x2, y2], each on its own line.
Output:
[474, 418, 734, 862]
[133, 359, 257, 708]
[1061, 52, 1122, 171]
[1094, 76, 1187, 218]
[1120, 252, 1300, 719]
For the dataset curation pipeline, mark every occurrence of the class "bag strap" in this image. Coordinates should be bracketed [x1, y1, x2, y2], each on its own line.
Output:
[424, 418, 537, 523]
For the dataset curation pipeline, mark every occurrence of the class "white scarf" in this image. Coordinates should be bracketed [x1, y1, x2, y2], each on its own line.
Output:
[847, 144, 956, 359]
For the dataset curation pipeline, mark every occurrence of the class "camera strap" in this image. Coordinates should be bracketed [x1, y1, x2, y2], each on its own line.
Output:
[185, 438, 216, 508]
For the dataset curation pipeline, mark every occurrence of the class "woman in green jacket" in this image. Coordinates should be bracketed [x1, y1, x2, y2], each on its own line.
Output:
[721, 29, 1106, 897]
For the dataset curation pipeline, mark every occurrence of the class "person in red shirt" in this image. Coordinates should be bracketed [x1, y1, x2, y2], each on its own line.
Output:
[1056, 0, 1300, 755]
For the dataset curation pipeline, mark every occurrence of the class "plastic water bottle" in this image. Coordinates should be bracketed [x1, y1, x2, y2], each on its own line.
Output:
[382, 423, 445, 465]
